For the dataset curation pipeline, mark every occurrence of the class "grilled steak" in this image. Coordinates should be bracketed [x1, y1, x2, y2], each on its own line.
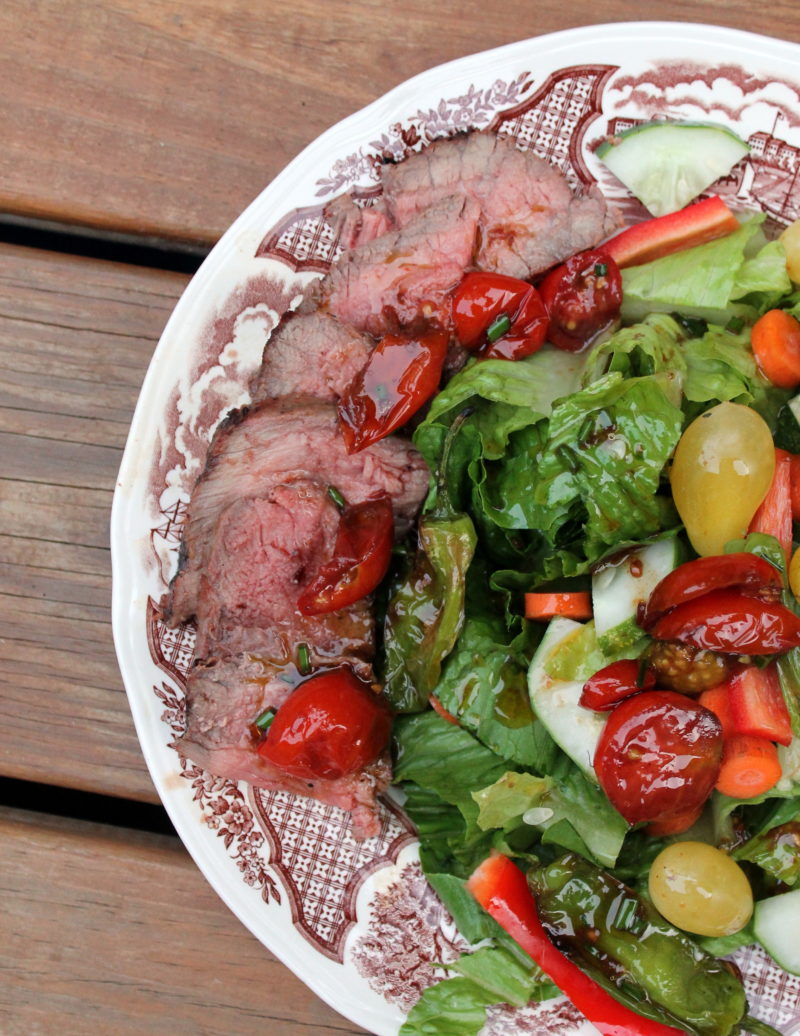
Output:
[162, 396, 430, 629]
[380, 131, 617, 280]
[249, 310, 373, 403]
[177, 654, 391, 838]
[192, 482, 374, 662]
[320, 194, 480, 336]
[324, 192, 393, 251]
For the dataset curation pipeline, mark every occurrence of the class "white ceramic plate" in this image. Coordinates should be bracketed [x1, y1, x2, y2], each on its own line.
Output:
[112, 22, 800, 1036]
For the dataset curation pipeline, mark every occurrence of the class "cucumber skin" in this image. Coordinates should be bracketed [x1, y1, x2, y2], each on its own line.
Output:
[753, 888, 800, 975]
[596, 120, 749, 158]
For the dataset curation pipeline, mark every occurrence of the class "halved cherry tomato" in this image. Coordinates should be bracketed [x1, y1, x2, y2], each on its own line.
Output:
[580, 659, 655, 712]
[727, 663, 793, 746]
[537, 249, 622, 352]
[639, 553, 784, 630]
[338, 329, 448, 452]
[593, 691, 723, 825]
[258, 667, 392, 780]
[297, 495, 394, 616]
[451, 272, 548, 360]
[649, 590, 800, 655]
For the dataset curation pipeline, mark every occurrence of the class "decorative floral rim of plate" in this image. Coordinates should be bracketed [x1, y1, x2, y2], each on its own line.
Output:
[112, 22, 800, 1036]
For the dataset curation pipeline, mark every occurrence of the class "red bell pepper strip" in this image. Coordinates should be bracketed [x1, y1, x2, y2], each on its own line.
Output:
[467, 853, 685, 1036]
[297, 495, 394, 615]
[451, 272, 549, 361]
[338, 329, 448, 452]
[790, 453, 800, 522]
[580, 658, 655, 712]
[639, 552, 784, 630]
[748, 448, 794, 565]
[727, 663, 793, 746]
[650, 589, 800, 655]
[601, 196, 739, 270]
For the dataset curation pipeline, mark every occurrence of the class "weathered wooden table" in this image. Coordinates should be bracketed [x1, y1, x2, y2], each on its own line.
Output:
[3, 3, 800, 1032]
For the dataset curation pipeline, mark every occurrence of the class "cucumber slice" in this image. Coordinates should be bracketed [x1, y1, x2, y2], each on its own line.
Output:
[753, 888, 800, 975]
[528, 618, 606, 782]
[773, 393, 800, 454]
[592, 539, 682, 654]
[597, 120, 749, 218]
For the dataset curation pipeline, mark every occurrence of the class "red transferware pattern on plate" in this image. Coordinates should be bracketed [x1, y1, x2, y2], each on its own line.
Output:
[111, 25, 800, 1036]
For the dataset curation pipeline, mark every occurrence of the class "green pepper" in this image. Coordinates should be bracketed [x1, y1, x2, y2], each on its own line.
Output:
[382, 510, 476, 712]
[382, 409, 477, 713]
[527, 853, 747, 1036]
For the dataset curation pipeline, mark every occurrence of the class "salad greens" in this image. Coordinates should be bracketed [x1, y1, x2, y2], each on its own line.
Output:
[383, 223, 800, 1035]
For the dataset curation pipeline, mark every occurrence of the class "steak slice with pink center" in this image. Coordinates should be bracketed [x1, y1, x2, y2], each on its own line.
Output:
[176, 654, 391, 839]
[380, 131, 618, 279]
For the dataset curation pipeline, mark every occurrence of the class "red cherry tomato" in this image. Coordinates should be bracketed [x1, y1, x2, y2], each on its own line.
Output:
[649, 590, 800, 655]
[297, 495, 394, 616]
[451, 272, 548, 360]
[537, 249, 622, 352]
[580, 659, 655, 712]
[640, 552, 784, 630]
[258, 667, 392, 780]
[594, 691, 723, 825]
[338, 329, 448, 452]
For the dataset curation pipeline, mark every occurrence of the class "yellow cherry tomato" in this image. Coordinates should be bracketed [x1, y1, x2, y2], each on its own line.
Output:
[649, 841, 754, 937]
[669, 402, 775, 556]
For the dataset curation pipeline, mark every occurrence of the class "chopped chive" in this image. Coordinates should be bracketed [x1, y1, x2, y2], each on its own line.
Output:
[297, 642, 312, 675]
[486, 313, 511, 343]
[327, 485, 346, 510]
[554, 443, 579, 473]
[594, 262, 608, 277]
[254, 707, 276, 732]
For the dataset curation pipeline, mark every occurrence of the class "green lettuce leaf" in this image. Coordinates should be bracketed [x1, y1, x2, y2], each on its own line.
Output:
[432, 612, 557, 769]
[488, 371, 683, 560]
[620, 216, 770, 323]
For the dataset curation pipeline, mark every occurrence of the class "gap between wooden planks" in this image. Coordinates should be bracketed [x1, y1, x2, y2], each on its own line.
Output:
[0, 241, 188, 802]
[0, 806, 369, 1035]
[5, 0, 800, 247]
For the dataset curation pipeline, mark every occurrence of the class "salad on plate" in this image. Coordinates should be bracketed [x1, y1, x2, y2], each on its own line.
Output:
[154, 110, 800, 1036]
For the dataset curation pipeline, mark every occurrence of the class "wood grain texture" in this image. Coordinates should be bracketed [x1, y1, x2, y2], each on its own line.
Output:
[0, 242, 188, 801]
[0, 806, 368, 1035]
[4, 0, 800, 247]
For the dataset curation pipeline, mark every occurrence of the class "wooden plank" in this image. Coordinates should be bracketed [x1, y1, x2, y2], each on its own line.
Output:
[0, 806, 368, 1034]
[0, 243, 188, 800]
[4, 1, 800, 246]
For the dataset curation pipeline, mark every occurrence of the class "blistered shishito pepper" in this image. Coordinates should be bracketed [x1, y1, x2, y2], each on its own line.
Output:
[527, 853, 748, 1036]
[381, 509, 476, 712]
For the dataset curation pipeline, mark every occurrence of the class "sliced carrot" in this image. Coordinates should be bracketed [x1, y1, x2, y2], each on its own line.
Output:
[790, 454, 800, 522]
[748, 447, 793, 564]
[751, 309, 800, 389]
[524, 591, 592, 621]
[698, 682, 735, 739]
[429, 694, 460, 726]
[714, 734, 783, 799]
[644, 805, 704, 838]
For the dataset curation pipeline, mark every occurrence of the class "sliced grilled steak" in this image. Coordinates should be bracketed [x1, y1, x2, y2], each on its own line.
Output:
[320, 194, 480, 336]
[324, 192, 392, 251]
[380, 131, 617, 279]
[249, 310, 373, 403]
[193, 482, 374, 662]
[177, 654, 390, 839]
[162, 397, 429, 628]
